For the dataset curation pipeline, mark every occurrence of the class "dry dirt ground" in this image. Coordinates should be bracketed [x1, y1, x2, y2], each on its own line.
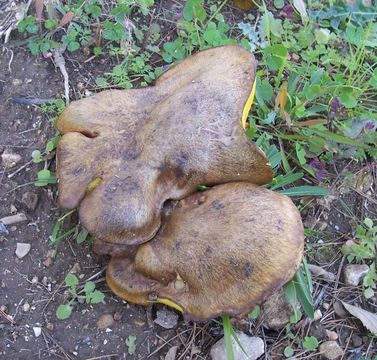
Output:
[0, 3, 376, 360]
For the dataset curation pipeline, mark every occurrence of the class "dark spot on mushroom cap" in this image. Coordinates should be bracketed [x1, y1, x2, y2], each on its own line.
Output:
[211, 200, 225, 210]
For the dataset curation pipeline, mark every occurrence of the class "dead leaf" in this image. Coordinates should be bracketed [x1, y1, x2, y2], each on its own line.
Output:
[342, 302, 377, 335]
[279, 82, 287, 114]
[59, 11, 75, 27]
[308, 264, 335, 282]
[293, 0, 308, 23]
[233, 0, 254, 11]
[165, 346, 178, 360]
[282, 110, 292, 128]
[294, 119, 327, 127]
[36, 0, 44, 24]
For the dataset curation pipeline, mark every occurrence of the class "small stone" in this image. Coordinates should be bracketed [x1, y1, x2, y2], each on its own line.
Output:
[1, 150, 22, 168]
[46, 323, 54, 331]
[319, 341, 343, 360]
[309, 322, 327, 341]
[352, 334, 363, 347]
[31, 276, 38, 284]
[97, 313, 114, 330]
[21, 192, 39, 211]
[210, 332, 264, 360]
[43, 249, 56, 267]
[0, 305, 7, 313]
[12, 79, 22, 86]
[326, 330, 338, 341]
[15, 243, 31, 259]
[113, 312, 122, 321]
[33, 327, 42, 337]
[154, 309, 179, 329]
[22, 303, 30, 312]
[313, 309, 322, 320]
[262, 289, 294, 330]
[343, 264, 369, 286]
[333, 301, 347, 318]
[10, 205, 18, 214]
[70, 262, 81, 274]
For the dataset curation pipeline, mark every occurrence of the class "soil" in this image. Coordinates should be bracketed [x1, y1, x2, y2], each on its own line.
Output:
[0, 3, 376, 360]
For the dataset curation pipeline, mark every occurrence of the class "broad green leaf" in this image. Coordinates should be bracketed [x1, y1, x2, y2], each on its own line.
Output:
[283, 280, 297, 311]
[65, 273, 79, 288]
[295, 143, 306, 165]
[35, 169, 56, 186]
[31, 150, 42, 163]
[364, 218, 373, 229]
[248, 305, 260, 319]
[67, 41, 80, 52]
[303, 336, 318, 351]
[126, 335, 137, 355]
[89, 290, 105, 304]
[315, 28, 330, 44]
[263, 44, 287, 71]
[56, 304, 72, 320]
[44, 19, 57, 29]
[284, 346, 294, 358]
[83, 281, 96, 294]
[76, 228, 89, 244]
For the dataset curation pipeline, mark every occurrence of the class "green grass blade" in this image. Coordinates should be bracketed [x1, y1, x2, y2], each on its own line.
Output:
[312, 129, 367, 147]
[222, 316, 235, 360]
[278, 186, 329, 196]
[270, 172, 304, 190]
[293, 268, 315, 318]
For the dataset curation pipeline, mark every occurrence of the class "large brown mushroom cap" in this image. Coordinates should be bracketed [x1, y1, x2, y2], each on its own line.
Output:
[56, 45, 273, 247]
[106, 182, 304, 321]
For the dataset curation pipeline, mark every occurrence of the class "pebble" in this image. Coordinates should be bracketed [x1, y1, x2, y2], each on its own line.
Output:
[210, 332, 264, 360]
[154, 309, 178, 329]
[21, 192, 39, 211]
[261, 289, 294, 330]
[309, 322, 327, 341]
[33, 327, 42, 337]
[333, 301, 347, 318]
[319, 341, 343, 359]
[1, 150, 22, 168]
[113, 312, 122, 321]
[326, 330, 338, 341]
[97, 313, 114, 330]
[15, 243, 31, 259]
[351, 334, 363, 347]
[313, 309, 322, 320]
[343, 264, 369, 286]
[22, 302, 30, 312]
[12, 79, 23, 86]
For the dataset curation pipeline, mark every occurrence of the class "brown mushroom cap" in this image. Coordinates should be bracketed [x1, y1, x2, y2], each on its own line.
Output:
[56, 45, 272, 247]
[106, 182, 304, 321]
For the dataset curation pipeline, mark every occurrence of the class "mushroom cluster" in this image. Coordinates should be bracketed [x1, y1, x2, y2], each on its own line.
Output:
[57, 45, 304, 321]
